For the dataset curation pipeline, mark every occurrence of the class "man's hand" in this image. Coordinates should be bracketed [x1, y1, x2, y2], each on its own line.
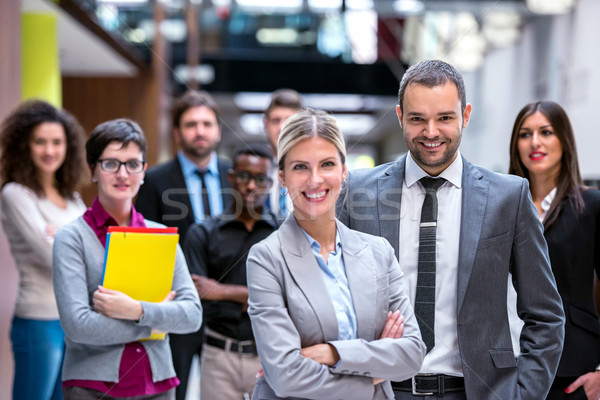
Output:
[300, 343, 340, 367]
[565, 371, 600, 399]
[191, 274, 224, 300]
[191, 274, 249, 305]
[380, 310, 404, 339]
[93, 286, 143, 320]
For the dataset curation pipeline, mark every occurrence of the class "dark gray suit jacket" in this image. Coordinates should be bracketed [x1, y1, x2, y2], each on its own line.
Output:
[336, 155, 565, 400]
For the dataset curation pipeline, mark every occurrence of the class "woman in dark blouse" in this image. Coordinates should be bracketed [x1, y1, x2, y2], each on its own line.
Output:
[509, 101, 600, 400]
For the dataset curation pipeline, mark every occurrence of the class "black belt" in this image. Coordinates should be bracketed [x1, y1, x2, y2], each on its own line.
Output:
[205, 335, 257, 355]
[392, 374, 465, 396]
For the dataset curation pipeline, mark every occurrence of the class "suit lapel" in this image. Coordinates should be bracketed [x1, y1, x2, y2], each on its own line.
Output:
[338, 223, 378, 340]
[172, 158, 196, 227]
[378, 157, 405, 260]
[456, 159, 488, 315]
[279, 217, 339, 341]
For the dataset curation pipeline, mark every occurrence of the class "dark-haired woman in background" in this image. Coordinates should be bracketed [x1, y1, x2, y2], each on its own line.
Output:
[509, 101, 600, 400]
[1, 100, 87, 400]
[52, 118, 201, 399]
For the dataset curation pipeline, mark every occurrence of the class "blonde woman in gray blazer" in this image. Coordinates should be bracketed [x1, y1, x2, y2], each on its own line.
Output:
[247, 108, 425, 400]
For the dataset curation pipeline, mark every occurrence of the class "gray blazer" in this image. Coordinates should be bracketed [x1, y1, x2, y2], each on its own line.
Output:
[52, 217, 202, 382]
[247, 216, 426, 400]
[336, 155, 565, 400]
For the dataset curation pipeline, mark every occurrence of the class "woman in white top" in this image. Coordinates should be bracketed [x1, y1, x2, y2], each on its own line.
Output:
[1, 100, 87, 400]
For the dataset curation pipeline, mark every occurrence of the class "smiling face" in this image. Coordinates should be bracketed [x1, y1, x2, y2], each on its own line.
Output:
[175, 105, 221, 164]
[30, 122, 67, 178]
[279, 136, 347, 223]
[517, 111, 563, 182]
[93, 141, 146, 207]
[397, 82, 471, 176]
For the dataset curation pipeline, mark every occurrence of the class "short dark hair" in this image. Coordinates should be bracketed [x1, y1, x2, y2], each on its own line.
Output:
[232, 144, 274, 170]
[398, 59, 467, 114]
[265, 89, 303, 118]
[0, 99, 86, 199]
[509, 101, 584, 228]
[86, 119, 147, 169]
[172, 90, 221, 129]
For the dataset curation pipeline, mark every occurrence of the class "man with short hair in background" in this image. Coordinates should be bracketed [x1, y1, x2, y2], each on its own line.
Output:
[136, 90, 232, 400]
[183, 144, 277, 400]
[263, 88, 303, 219]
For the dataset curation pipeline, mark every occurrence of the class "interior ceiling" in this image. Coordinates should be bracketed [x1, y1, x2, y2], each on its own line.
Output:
[24, 0, 529, 150]
[22, 0, 139, 76]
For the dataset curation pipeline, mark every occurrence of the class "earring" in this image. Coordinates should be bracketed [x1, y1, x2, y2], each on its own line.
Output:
[92, 178, 97, 183]
[280, 186, 288, 196]
[140, 179, 145, 185]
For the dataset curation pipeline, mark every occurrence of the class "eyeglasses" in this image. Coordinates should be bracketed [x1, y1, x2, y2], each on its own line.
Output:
[98, 158, 146, 174]
[234, 171, 273, 188]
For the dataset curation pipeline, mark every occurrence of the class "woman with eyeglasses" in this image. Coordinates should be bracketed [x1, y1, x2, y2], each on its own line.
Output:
[52, 119, 202, 399]
[1, 100, 87, 400]
[509, 101, 600, 400]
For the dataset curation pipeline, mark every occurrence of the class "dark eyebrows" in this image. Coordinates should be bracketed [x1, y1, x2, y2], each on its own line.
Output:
[439, 111, 458, 117]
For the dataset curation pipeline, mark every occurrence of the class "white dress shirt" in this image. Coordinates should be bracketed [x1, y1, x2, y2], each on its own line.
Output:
[177, 150, 224, 222]
[399, 152, 464, 375]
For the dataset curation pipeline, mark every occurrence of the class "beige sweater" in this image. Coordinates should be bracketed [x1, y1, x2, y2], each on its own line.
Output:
[1, 182, 86, 320]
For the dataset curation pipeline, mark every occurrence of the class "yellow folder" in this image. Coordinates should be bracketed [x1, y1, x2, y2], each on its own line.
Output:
[102, 228, 179, 340]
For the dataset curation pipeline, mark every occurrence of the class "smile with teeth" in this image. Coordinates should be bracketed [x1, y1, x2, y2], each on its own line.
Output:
[422, 142, 442, 148]
[529, 151, 546, 160]
[304, 190, 327, 200]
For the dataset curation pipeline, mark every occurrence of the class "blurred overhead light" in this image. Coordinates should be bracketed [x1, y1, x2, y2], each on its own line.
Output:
[526, 0, 576, 14]
[482, 11, 521, 48]
[256, 28, 298, 44]
[174, 64, 215, 85]
[393, 0, 424, 15]
[97, 0, 147, 3]
[308, 0, 342, 12]
[125, 28, 147, 43]
[160, 19, 187, 42]
[236, 0, 302, 13]
[346, 0, 374, 11]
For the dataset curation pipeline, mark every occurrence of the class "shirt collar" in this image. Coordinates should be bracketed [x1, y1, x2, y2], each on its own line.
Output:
[83, 196, 146, 247]
[301, 228, 342, 256]
[405, 151, 463, 189]
[178, 150, 220, 178]
[215, 210, 279, 230]
[540, 187, 557, 221]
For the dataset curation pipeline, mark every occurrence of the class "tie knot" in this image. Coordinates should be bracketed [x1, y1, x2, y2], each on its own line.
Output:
[420, 177, 445, 192]
[196, 169, 209, 178]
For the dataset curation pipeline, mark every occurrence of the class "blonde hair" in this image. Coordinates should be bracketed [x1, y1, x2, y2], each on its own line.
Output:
[277, 108, 346, 170]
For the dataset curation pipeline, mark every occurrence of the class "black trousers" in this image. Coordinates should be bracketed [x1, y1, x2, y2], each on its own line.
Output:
[169, 325, 204, 400]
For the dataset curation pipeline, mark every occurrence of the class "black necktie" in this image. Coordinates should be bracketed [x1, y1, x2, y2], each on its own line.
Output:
[415, 177, 446, 353]
[196, 169, 211, 218]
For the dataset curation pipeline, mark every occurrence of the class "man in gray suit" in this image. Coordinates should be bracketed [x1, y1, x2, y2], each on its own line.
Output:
[337, 59, 565, 399]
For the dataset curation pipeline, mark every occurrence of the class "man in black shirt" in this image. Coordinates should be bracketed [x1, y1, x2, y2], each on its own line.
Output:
[183, 144, 277, 400]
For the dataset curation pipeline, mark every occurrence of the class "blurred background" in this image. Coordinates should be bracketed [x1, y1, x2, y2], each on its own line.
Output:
[1, 0, 599, 397]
